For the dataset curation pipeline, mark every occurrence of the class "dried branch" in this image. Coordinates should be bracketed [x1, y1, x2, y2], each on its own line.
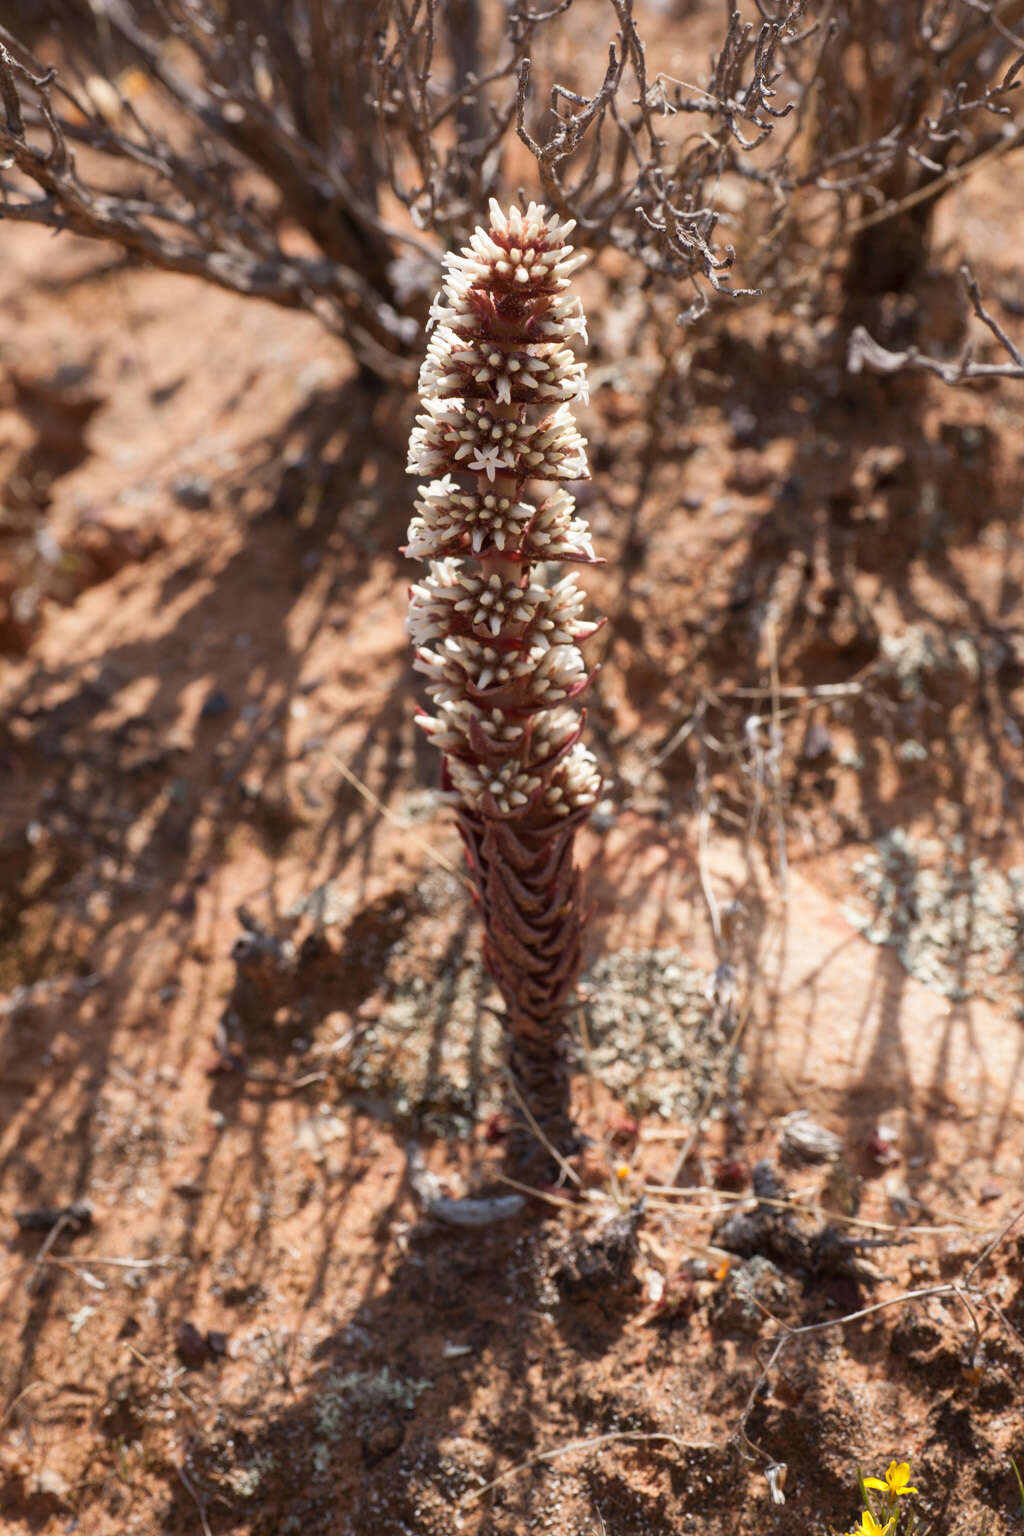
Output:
[848, 263, 1024, 382]
[0, 0, 1022, 368]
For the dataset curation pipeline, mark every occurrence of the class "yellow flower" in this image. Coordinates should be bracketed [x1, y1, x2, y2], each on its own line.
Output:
[851, 1511, 895, 1536]
[865, 1461, 918, 1499]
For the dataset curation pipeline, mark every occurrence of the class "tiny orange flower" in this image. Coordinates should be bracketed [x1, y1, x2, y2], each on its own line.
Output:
[864, 1461, 918, 1499]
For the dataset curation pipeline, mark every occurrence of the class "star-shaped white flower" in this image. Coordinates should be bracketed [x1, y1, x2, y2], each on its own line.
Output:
[467, 444, 511, 482]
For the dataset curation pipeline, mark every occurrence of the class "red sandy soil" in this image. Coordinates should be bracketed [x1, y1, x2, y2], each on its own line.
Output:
[2, 142, 1024, 1536]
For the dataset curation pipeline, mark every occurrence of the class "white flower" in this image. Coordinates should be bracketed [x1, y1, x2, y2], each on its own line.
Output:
[407, 202, 598, 852]
[467, 443, 510, 482]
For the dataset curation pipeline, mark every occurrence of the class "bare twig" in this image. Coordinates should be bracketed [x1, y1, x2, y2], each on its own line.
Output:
[463, 1428, 719, 1505]
[0, 0, 1021, 356]
[176, 1465, 213, 1536]
[42, 1254, 185, 1271]
[735, 1208, 1024, 1464]
[327, 750, 467, 881]
[849, 265, 1024, 383]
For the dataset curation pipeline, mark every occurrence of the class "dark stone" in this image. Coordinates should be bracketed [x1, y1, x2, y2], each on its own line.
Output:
[200, 688, 230, 719]
[555, 1200, 644, 1299]
[171, 472, 213, 510]
[15, 1201, 93, 1233]
[175, 1321, 212, 1368]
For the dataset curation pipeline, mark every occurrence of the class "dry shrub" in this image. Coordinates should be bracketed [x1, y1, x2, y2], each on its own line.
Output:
[0, 1, 1020, 381]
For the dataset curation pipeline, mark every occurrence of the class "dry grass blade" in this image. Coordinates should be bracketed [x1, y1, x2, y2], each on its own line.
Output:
[328, 750, 466, 880]
[505, 1073, 583, 1188]
[463, 1429, 720, 1505]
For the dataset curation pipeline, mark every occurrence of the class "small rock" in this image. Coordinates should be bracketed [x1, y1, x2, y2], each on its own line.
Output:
[800, 719, 832, 762]
[554, 1200, 644, 1299]
[175, 1321, 212, 1368]
[361, 1415, 405, 1466]
[200, 688, 230, 720]
[779, 1111, 842, 1166]
[727, 450, 776, 495]
[35, 1467, 69, 1500]
[15, 1201, 93, 1233]
[713, 1158, 749, 1192]
[591, 797, 617, 832]
[710, 1255, 793, 1334]
[171, 472, 213, 510]
[728, 404, 758, 443]
[866, 1127, 900, 1166]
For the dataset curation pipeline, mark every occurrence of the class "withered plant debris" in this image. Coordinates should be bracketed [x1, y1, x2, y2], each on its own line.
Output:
[713, 1161, 907, 1292]
[554, 1199, 645, 1301]
[405, 1143, 526, 1229]
[14, 1200, 93, 1233]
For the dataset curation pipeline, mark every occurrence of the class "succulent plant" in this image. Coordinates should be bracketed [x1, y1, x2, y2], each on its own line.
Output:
[405, 200, 600, 1159]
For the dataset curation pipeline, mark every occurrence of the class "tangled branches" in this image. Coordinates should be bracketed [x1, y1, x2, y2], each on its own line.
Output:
[0, 1, 1022, 378]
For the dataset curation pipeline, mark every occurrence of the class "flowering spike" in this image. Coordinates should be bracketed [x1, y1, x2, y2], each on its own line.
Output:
[405, 202, 599, 1159]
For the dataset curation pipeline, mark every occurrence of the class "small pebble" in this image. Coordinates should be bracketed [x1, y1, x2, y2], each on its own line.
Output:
[200, 688, 230, 719]
[171, 472, 212, 510]
[728, 404, 758, 443]
[175, 1321, 211, 1369]
[779, 1110, 842, 1166]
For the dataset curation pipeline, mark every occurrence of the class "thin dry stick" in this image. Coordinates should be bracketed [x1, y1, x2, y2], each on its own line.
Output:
[961, 263, 1024, 368]
[642, 1185, 994, 1236]
[842, 120, 1024, 237]
[668, 998, 751, 1186]
[982, 1292, 1024, 1351]
[492, 1170, 580, 1211]
[463, 1429, 719, 1505]
[963, 1200, 1024, 1282]
[696, 743, 722, 947]
[124, 1343, 202, 1419]
[43, 1254, 184, 1271]
[766, 621, 789, 898]
[0, 1379, 48, 1431]
[328, 750, 466, 879]
[26, 1212, 75, 1293]
[176, 1464, 213, 1536]
[734, 1282, 971, 1461]
[727, 680, 866, 700]
[646, 692, 705, 773]
[504, 1074, 583, 1188]
[575, 1001, 600, 1117]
